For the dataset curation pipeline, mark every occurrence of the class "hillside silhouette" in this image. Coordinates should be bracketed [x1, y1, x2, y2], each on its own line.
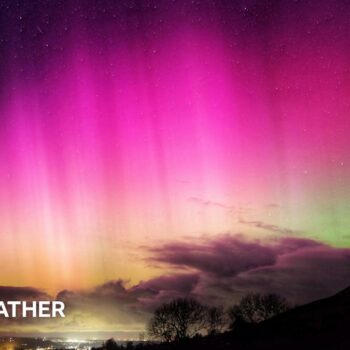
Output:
[246, 286, 350, 349]
[100, 286, 350, 350]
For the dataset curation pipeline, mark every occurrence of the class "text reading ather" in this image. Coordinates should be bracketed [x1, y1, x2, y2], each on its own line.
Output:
[0, 301, 65, 318]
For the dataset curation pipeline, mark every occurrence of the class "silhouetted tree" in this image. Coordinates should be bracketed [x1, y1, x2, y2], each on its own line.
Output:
[228, 293, 289, 328]
[104, 338, 120, 350]
[147, 298, 207, 342]
[205, 306, 226, 335]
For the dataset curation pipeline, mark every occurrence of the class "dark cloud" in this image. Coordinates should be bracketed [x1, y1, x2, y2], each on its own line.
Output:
[52, 274, 201, 334]
[229, 245, 350, 303]
[0, 286, 50, 301]
[133, 274, 200, 308]
[146, 235, 322, 278]
[147, 235, 278, 276]
[145, 235, 350, 304]
[0, 287, 52, 329]
[134, 274, 198, 296]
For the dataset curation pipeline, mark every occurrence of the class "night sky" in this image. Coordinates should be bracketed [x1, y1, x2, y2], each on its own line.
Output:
[0, 0, 350, 339]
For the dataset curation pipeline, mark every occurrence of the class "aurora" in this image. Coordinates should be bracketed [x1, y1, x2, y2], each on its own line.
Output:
[0, 0, 349, 339]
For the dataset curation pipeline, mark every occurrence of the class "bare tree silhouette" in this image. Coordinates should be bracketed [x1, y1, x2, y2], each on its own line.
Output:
[104, 338, 120, 350]
[228, 293, 289, 328]
[147, 298, 207, 342]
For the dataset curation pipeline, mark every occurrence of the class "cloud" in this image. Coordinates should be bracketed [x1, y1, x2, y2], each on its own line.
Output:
[0, 287, 52, 329]
[0, 286, 50, 301]
[51, 274, 201, 334]
[145, 235, 350, 304]
[188, 197, 235, 212]
[230, 244, 350, 303]
[133, 273, 200, 307]
[147, 235, 279, 276]
[239, 218, 301, 235]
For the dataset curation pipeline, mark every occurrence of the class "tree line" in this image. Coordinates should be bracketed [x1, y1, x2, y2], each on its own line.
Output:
[147, 293, 289, 342]
[101, 292, 290, 350]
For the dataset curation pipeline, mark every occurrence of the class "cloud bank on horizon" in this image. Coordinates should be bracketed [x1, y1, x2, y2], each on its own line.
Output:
[0, 234, 349, 336]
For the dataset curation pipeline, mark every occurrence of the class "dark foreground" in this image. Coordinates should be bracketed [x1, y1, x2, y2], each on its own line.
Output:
[103, 286, 350, 350]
